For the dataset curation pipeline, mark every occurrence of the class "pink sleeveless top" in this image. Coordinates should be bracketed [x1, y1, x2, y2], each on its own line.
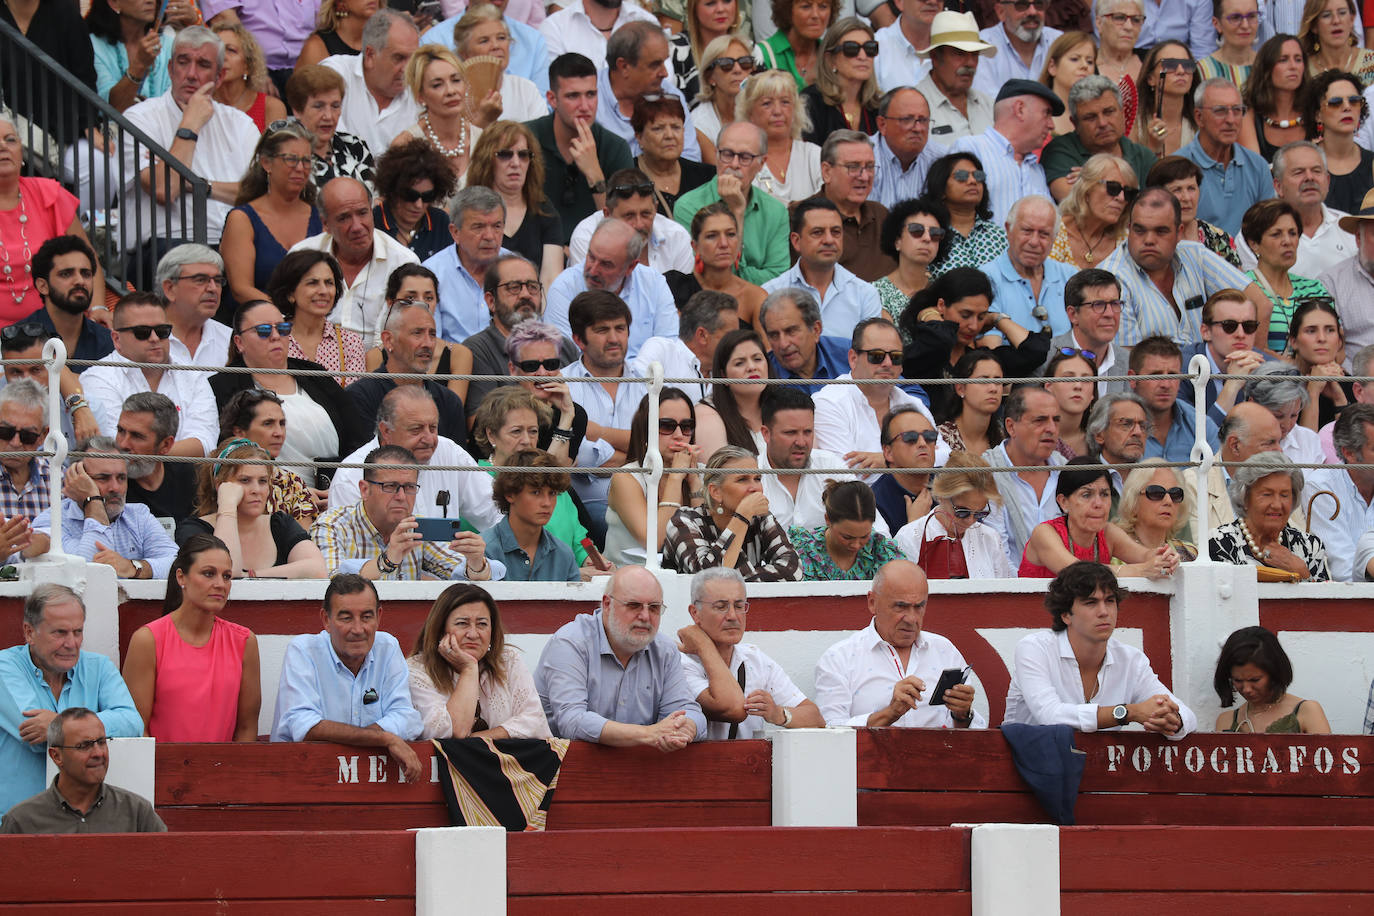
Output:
[146, 614, 251, 742]
[1018, 515, 1110, 578]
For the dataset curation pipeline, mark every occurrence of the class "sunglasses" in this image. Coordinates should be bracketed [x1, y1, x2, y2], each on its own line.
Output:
[115, 323, 173, 341]
[1000, 0, 1048, 8]
[952, 168, 986, 183]
[906, 223, 947, 240]
[0, 321, 45, 342]
[1207, 318, 1259, 334]
[1143, 485, 1185, 502]
[710, 55, 756, 72]
[494, 148, 532, 161]
[1158, 58, 1195, 73]
[1326, 94, 1363, 108]
[946, 503, 993, 521]
[237, 322, 294, 339]
[396, 187, 441, 203]
[1057, 346, 1098, 361]
[0, 424, 41, 445]
[889, 429, 939, 445]
[658, 418, 697, 434]
[860, 348, 904, 365]
[515, 357, 561, 372]
[609, 181, 655, 198]
[1103, 180, 1138, 201]
[829, 40, 879, 58]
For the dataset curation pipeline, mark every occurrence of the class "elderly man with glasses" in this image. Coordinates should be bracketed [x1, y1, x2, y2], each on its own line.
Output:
[1178, 78, 1275, 237]
[535, 565, 706, 748]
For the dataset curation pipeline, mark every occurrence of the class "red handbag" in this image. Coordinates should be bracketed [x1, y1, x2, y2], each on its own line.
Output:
[916, 514, 970, 580]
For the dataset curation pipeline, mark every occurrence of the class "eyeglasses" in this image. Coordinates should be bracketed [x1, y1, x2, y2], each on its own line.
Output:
[1158, 58, 1195, 73]
[494, 148, 532, 161]
[176, 273, 226, 287]
[609, 595, 665, 615]
[0, 424, 42, 445]
[1221, 11, 1259, 24]
[272, 153, 311, 169]
[859, 347, 904, 365]
[52, 736, 110, 751]
[609, 181, 655, 198]
[999, 0, 1047, 8]
[1056, 346, 1098, 361]
[365, 480, 421, 495]
[1101, 11, 1145, 24]
[499, 279, 543, 296]
[942, 501, 992, 522]
[952, 168, 986, 183]
[838, 162, 877, 177]
[1113, 417, 1149, 431]
[1103, 180, 1139, 201]
[1326, 94, 1363, 108]
[829, 40, 879, 58]
[115, 323, 174, 341]
[236, 322, 293, 339]
[704, 599, 750, 613]
[396, 186, 441, 203]
[1207, 318, 1259, 334]
[1143, 485, 1185, 502]
[658, 418, 697, 434]
[0, 321, 46, 342]
[709, 55, 756, 72]
[515, 357, 561, 372]
[905, 222, 946, 240]
[1074, 299, 1124, 314]
[888, 429, 939, 445]
[1203, 104, 1247, 118]
[883, 114, 930, 129]
[717, 148, 760, 166]
[1318, 6, 1353, 20]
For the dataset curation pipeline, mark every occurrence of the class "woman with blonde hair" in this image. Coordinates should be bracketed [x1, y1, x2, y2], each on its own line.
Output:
[739, 68, 822, 204]
[212, 22, 286, 132]
[1050, 153, 1138, 269]
[801, 17, 881, 143]
[692, 33, 755, 141]
[669, 0, 746, 102]
[1040, 31, 1099, 137]
[392, 45, 481, 184]
[296, 0, 378, 69]
[451, 4, 545, 125]
[895, 452, 1012, 579]
[1115, 459, 1198, 561]
[467, 120, 563, 288]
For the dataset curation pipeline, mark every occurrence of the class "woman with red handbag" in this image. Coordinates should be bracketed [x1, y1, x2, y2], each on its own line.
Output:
[894, 452, 1012, 579]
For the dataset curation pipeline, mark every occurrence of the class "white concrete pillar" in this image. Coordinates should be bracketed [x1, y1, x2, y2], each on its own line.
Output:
[1169, 561, 1258, 723]
[48, 735, 155, 804]
[415, 826, 506, 916]
[970, 823, 1059, 916]
[770, 727, 856, 826]
[20, 559, 119, 663]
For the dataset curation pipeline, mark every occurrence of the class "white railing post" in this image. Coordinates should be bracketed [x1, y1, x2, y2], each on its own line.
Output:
[642, 361, 665, 572]
[41, 337, 69, 557]
[1187, 354, 1214, 557]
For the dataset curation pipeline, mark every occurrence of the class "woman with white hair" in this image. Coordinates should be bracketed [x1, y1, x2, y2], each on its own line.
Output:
[1208, 452, 1329, 580]
[740, 70, 823, 205]
[1050, 152, 1137, 269]
[1245, 361, 1327, 465]
[1115, 459, 1198, 561]
[1093, 0, 1144, 133]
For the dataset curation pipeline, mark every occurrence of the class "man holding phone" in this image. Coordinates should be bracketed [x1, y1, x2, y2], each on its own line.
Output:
[814, 559, 985, 729]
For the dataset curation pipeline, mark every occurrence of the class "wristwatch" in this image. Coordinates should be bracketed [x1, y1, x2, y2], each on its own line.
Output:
[1112, 704, 1130, 728]
[81, 495, 105, 510]
[175, 127, 198, 142]
[588, 179, 607, 194]
[131, 559, 148, 578]
[780, 706, 793, 727]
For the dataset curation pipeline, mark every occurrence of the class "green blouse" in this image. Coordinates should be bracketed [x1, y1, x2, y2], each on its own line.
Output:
[1245, 271, 1330, 353]
[478, 459, 588, 564]
[787, 525, 906, 581]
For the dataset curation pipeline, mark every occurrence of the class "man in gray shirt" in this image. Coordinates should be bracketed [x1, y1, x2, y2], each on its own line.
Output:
[534, 566, 705, 749]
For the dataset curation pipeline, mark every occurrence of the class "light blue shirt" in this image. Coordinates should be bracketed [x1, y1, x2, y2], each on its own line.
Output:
[762, 262, 883, 342]
[595, 68, 702, 162]
[1304, 467, 1374, 583]
[32, 499, 178, 580]
[971, 24, 1063, 98]
[533, 609, 706, 742]
[270, 630, 421, 743]
[1177, 138, 1276, 237]
[91, 30, 174, 103]
[1135, 0, 1217, 59]
[544, 262, 679, 360]
[1144, 402, 1220, 464]
[1100, 239, 1253, 346]
[869, 132, 946, 210]
[953, 128, 1051, 227]
[980, 251, 1076, 338]
[421, 14, 550, 96]
[0, 647, 142, 815]
[421, 245, 516, 343]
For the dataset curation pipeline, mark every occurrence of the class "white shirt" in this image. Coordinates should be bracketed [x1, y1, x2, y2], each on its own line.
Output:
[814, 619, 987, 729]
[321, 53, 421, 161]
[1235, 205, 1356, 278]
[760, 445, 889, 535]
[971, 24, 1063, 98]
[1003, 629, 1197, 739]
[917, 74, 994, 143]
[874, 20, 932, 93]
[121, 92, 259, 244]
[894, 511, 1014, 579]
[327, 435, 503, 532]
[537, 0, 658, 71]
[570, 212, 694, 274]
[752, 139, 824, 206]
[1303, 466, 1374, 582]
[561, 357, 644, 513]
[500, 73, 548, 122]
[80, 351, 218, 455]
[1280, 423, 1325, 467]
[680, 642, 808, 740]
[545, 262, 680, 361]
[168, 319, 232, 368]
[763, 263, 882, 342]
[290, 230, 420, 344]
[812, 373, 943, 483]
[630, 336, 708, 402]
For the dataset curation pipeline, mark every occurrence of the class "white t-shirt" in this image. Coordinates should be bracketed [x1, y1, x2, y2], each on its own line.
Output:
[680, 642, 808, 741]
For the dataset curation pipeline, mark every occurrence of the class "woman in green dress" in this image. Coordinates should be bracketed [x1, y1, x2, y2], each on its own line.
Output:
[1213, 626, 1331, 733]
[788, 480, 904, 581]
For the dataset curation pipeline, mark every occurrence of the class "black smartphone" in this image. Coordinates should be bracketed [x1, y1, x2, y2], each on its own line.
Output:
[928, 666, 969, 706]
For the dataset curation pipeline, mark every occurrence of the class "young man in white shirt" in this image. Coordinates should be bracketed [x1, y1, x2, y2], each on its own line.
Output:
[1003, 560, 1196, 737]
[678, 568, 823, 740]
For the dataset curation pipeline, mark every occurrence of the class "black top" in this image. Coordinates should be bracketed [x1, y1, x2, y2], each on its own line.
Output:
[374, 204, 452, 263]
[345, 376, 467, 448]
[1326, 147, 1374, 215]
[645, 157, 716, 220]
[313, 29, 358, 58]
[527, 114, 634, 245]
[664, 271, 752, 329]
[902, 318, 1051, 422]
[174, 510, 312, 567]
[1250, 109, 1282, 163]
[18, 306, 113, 369]
[208, 357, 368, 460]
[800, 85, 879, 146]
[125, 461, 198, 525]
[537, 401, 589, 463]
[0, 0, 98, 147]
[503, 206, 562, 265]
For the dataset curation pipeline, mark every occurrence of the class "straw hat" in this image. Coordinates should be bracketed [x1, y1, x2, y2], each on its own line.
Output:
[1337, 188, 1374, 234]
[914, 12, 998, 59]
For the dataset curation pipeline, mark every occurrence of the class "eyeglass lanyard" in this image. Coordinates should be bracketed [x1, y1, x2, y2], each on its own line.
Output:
[884, 642, 906, 680]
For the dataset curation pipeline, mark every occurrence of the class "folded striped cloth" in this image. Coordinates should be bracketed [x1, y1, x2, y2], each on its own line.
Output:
[432, 737, 570, 831]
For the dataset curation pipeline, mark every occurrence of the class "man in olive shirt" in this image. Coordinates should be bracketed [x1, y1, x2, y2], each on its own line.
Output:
[1041, 76, 1156, 203]
[796, 131, 896, 282]
[1, 708, 166, 834]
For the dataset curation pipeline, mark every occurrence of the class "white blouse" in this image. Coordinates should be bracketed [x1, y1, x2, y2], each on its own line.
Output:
[894, 511, 1014, 579]
[406, 647, 551, 740]
[277, 387, 340, 467]
[752, 139, 823, 205]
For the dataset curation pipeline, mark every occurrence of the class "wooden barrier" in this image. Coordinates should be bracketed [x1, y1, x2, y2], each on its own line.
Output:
[0, 831, 415, 912]
[506, 826, 973, 914]
[857, 729, 1374, 826]
[154, 739, 771, 832]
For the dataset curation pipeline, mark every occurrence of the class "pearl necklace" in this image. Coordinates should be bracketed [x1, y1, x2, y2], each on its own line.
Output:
[1235, 517, 1272, 561]
[1, 186, 32, 305]
[421, 110, 468, 161]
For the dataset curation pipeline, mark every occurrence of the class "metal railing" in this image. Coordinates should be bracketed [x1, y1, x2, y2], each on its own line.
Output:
[0, 19, 209, 291]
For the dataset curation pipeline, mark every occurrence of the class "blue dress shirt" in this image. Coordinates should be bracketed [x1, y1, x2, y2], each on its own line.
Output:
[483, 517, 580, 582]
[544, 262, 679, 360]
[1145, 403, 1220, 463]
[270, 630, 422, 743]
[0, 647, 142, 815]
[33, 499, 179, 579]
[421, 14, 550, 95]
[422, 245, 517, 343]
[1177, 139, 1276, 237]
[953, 128, 1052, 227]
[981, 251, 1076, 338]
[595, 67, 701, 162]
[762, 262, 883, 342]
[870, 133, 946, 210]
[767, 334, 852, 395]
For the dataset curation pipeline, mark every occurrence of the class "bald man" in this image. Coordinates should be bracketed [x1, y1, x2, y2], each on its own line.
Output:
[1208, 401, 1291, 530]
[534, 567, 706, 749]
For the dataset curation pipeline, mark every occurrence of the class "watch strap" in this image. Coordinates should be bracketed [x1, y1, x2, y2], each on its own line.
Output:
[175, 127, 198, 142]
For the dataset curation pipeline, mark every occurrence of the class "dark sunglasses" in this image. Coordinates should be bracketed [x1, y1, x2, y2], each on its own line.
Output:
[0, 321, 46, 342]
[1103, 181, 1138, 201]
[115, 323, 173, 341]
[609, 181, 655, 198]
[1208, 318, 1259, 334]
[860, 348, 904, 365]
[889, 429, 939, 445]
[1143, 485, 1185, 502]
[494, 148, 533, 161]
[0, 424, 41, 445]
[1326, 94, 1363, 108]
[829, 40, 879, 58]
[396, 187, 441, 203]
[1057, 346, 1098, 361]
[945, 503, 993, 522]
[515, 357, 561, 372]
[1158, 57, 1195, 72]
[237, 322, 293, 339]
[1000, 0, 1048, 8]
[906, 223, 947, 240]
[710, 55, 756, 72]
[952, 168, 986, 183]
[658, 418, 697, 434]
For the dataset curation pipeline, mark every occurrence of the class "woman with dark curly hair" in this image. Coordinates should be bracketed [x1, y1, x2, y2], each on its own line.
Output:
[922, 152, 1006, 275]
[875, 197, 950, 338]
[372, 137, 458, 263]
[467, 120, 564, 289]
[267, 249, 367, 384]
[1303, 69, 1374, 212]
[756, 0, 838, 89]
[1239, 34, 1309, 160]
